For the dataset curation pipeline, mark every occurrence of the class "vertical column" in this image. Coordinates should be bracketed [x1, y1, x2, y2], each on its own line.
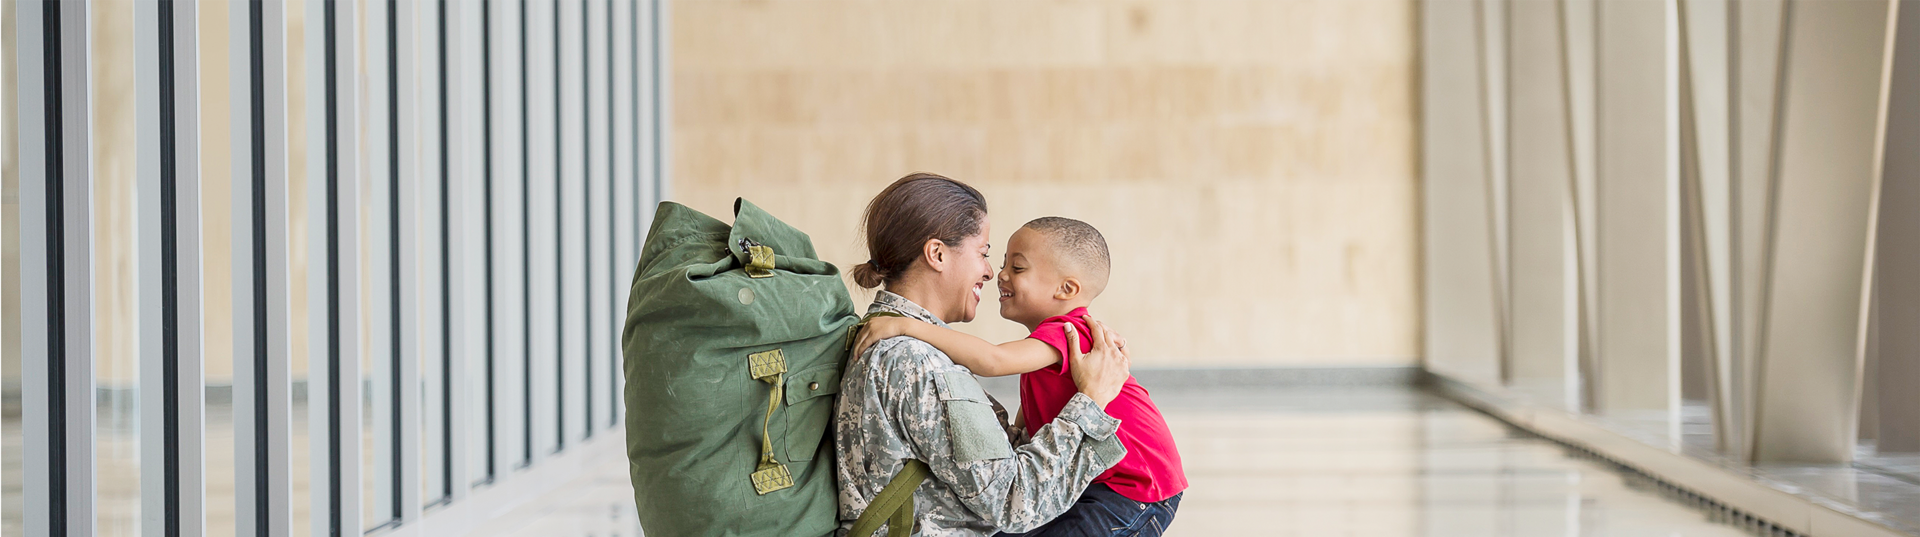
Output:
[229, 1, 292, 534]
[1505, 0, 1581, 411]
[1560, 0, 1600, 413]
[1593, 0, 1682, 424]
[446, 0, 485, 493]
[1679, 0, 1743, 454]
[304, 0, 362, 530]
[487, 0, 533, 473]
[1419, 0, 1503, 386]
[394, 0, 426, 521]
[364, 0, 420, 527]
[653, 0, 672, 204]
[135, 1, 204, 534]
[1874, 0, 1920, 454]
[558, 0, 587, 446]
[633, 0, 651, 248]
[19, 1, 96, 534]
[525, 0, 561, 459]
[365, 0, 398, 526]
[1477, 0, 1514, 385]
[604, 0, 626, 430]
[1732, 0, 1787, 461]
[489, 0, 531, 472]
[1749, 0, 1895, 463]
[418, 0, 452, 505]
[581, 0, 602, 438]
[520, 0, 549, 465]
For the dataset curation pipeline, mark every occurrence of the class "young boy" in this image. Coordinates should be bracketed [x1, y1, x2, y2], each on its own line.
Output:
[852, 216, 1187, 537]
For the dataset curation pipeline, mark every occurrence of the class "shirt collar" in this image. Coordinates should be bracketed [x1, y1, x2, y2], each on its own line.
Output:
[869, 290, 951, 329]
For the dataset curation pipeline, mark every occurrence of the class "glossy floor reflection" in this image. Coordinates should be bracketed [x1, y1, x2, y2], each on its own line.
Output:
[472, 385, 1755, 537]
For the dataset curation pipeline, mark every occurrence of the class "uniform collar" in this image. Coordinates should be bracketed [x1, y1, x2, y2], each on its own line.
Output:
[870, 290, 951, 329]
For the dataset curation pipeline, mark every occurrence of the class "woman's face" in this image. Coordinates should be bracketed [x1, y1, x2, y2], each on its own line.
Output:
[937, 222, 996, 324]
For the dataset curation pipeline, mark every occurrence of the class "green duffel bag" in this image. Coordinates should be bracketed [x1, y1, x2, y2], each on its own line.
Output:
[626, 199, 920, 537]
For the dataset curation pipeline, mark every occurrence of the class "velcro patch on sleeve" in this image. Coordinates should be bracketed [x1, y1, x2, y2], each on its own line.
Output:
[936, 371, 1013, 463]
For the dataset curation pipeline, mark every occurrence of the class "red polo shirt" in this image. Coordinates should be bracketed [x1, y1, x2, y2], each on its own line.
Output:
[1023, 308, 1188, 503]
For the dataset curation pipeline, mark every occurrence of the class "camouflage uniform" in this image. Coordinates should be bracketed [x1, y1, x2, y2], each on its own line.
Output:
[835, 291, 1128, 536]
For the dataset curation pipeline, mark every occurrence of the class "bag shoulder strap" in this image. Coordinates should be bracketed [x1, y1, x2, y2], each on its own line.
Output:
[847, 459, 931, 537]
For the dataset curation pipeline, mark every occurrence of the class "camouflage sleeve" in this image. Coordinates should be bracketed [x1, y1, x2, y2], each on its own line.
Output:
[879, 341, 1128, 533]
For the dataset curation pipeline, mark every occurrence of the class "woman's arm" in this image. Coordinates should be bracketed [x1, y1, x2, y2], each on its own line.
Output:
[853, 317, 1059, 377]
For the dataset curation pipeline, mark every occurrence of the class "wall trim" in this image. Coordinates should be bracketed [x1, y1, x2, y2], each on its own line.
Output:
[1425, 371, 1914, 537]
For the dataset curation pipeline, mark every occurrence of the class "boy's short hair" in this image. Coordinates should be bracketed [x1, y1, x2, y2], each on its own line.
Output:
[1022, 217, 1111, 296]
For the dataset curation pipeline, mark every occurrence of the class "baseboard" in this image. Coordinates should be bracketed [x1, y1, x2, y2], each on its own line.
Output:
[1131, 365, 1422, 389]
[1424, 371, 1915, 537]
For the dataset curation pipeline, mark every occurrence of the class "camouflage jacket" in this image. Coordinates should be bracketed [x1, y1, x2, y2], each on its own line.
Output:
[834, 291, 1128, 536]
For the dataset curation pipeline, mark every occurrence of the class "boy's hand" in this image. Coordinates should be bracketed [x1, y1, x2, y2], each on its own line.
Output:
[851, 316, 920, 360]
[1067, 314, 1130, 410]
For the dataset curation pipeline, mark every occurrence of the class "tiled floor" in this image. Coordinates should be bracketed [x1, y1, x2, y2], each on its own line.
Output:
[472, 385, 1758, 537]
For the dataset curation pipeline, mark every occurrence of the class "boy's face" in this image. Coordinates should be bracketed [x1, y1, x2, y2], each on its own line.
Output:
[996, 227, 1068, 327]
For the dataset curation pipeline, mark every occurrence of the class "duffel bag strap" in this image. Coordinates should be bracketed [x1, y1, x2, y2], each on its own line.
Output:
[848, 459, 931, 537]
[846, 311, 908, 354]
[749, 349, 794, 494]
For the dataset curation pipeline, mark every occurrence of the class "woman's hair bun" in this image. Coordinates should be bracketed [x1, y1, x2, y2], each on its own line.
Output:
[850, 261, 887, 289]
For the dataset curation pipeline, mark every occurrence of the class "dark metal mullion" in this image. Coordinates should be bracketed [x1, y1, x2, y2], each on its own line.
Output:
[519, 0, 535, 468]
[247, 3, 271, 533]
[629, 0, 641, 269]
[583, 0, 595, 439]
[481, 0, 499, 482]
[605, 0, 618, 429]
[554, 0, 566, 452]
[42, 3, 69, 534]
[651, 0, 665, 205]
[157, 2, 183, 535]
[385, 0, 405, 522]
[436, 0, 455, 500]
[322, 1, 345, 533]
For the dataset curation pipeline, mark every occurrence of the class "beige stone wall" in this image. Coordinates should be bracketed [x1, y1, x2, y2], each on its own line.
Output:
[671, 0, 1422, 367]
[1, 0, 1422, 385]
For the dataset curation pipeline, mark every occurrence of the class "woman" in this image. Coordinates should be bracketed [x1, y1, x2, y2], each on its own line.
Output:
[834, 173, 1134, 536]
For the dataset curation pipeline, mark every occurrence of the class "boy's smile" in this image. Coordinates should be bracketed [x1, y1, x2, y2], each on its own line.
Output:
[997, 227, 1074, 330]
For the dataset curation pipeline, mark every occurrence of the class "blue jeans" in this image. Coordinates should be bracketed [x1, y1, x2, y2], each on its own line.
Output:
[997, 484, 1182, 537]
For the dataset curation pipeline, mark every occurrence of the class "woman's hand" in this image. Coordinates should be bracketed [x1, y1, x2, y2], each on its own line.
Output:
[851, 316, 921, 360]
[1066, 314, 1131, 410]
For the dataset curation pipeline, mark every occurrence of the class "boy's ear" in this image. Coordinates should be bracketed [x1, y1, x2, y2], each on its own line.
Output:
[1055, 277, 1082, 301]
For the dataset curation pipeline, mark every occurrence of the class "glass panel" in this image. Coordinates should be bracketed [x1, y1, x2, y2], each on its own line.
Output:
[420, 0, 449, 505]
[559, 0, 586, 448]
[3, 1, 23, 532]
[197, 2, 238, 535]
[94, 3, 142, 534]
[462, 0, 494, 488]
[525, 0, 561, 459]
[285, 0, 314, 533]
[362, 0, 399, 529]
[490, 0, 530, 471]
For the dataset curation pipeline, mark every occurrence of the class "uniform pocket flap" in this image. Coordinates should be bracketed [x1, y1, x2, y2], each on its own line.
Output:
[785, 367, 842, 405]
[933, 371, 991, 404]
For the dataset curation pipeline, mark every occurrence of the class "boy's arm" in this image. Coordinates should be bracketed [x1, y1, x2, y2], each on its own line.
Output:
[854, 317, 1058, 377]
[904, 325, 1059, 377]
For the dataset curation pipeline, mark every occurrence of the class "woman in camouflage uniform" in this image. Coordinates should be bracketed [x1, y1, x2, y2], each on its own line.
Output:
[835, 173, 1135, 536]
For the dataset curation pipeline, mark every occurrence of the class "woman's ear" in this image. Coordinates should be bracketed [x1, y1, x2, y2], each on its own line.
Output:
[1055, 277, 1082, 301]
[922, 238, 948, 273]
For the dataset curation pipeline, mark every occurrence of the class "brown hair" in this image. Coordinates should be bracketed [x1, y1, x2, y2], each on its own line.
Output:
[852, 173, 989, 289]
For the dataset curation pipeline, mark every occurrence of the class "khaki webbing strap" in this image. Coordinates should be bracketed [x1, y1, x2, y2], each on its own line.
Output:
[749, 349, 792, 494]
[848, 459, 931, 537]
[846, 311, 909, 354]
[744, 244, 776, 278]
